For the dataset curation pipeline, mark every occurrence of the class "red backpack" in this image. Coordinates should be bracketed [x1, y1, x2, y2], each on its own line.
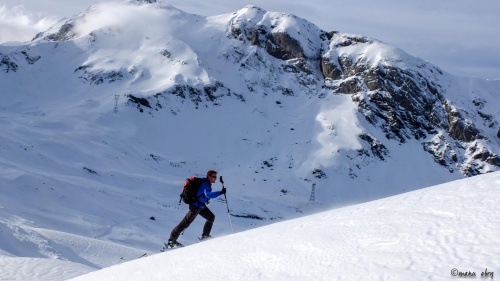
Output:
[179, 177, 203, 204]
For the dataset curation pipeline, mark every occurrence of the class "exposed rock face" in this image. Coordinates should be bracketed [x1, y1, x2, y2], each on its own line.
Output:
[74, 65, 126, 85]
[349, 66, 443, 143]
[445, 104, 481, 142]
[263, 32, 305, 61]
[422, 134, 458, 172]
[126, 81, 245, 114]
[21, 51, 41, 64]
[321, 57, 342, 80]
[462, 142, 500, 176]
[359, 133, 389, 161]
[33, 21, 77, 42]
[228, 6, 321, 76]
[249, 25, 306, 61]
[1, 54, 18, 73]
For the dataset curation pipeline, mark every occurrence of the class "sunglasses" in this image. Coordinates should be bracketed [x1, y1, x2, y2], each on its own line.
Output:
[210, 175, 217, 179]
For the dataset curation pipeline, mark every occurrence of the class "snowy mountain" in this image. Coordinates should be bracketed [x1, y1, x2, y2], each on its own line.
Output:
[0, 1, 499, 279]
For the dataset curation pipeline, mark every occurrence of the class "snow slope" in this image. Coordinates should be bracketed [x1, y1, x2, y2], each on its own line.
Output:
[67, 171, 500, 281]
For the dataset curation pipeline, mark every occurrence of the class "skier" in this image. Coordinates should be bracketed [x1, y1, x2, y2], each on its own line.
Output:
[165, 170, 226, 248]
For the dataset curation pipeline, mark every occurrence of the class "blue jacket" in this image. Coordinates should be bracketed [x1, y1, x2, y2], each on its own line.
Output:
[192, 178, 222, 209]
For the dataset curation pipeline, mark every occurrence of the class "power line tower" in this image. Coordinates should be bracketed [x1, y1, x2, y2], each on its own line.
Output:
[113, 94, 119, 114]
[309, 183, 316, 202]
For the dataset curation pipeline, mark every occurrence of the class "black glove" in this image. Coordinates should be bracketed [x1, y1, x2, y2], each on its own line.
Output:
[220, 187, 227, 195]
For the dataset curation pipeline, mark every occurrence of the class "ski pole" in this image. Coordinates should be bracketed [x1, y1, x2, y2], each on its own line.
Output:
[220, 176, 234, 232]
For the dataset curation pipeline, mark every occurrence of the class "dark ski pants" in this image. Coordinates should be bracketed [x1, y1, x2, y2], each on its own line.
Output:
[169, 205, 215, 242]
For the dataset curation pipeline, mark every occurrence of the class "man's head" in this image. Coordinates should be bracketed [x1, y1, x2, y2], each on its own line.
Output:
[207, 170, 217, 184]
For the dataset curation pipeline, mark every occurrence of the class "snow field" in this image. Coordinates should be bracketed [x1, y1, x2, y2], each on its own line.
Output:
[69, 172, 500, 281]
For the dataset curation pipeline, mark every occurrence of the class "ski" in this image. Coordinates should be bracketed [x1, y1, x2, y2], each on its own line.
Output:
[161, 241, 184, 252]
[198, 236, 214, 242]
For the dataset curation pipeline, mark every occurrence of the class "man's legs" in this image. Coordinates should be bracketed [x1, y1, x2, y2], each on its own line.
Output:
[199, 207, 215, 237]
[169, 205, 201, 242]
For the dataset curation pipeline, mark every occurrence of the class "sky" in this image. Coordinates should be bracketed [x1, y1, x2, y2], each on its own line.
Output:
[0, 0, 499, 80]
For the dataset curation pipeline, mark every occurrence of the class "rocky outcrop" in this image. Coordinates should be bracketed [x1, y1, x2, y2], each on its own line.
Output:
[422, 134, 458, 172]
[446, 110, 481, 142]
[127, 82, 245, 114]
[462, 142, 500, 176]
[75, 65, 126, 85]
[263, 32, 305, 61]
[229, 6, 318, 72]
[127, 94, 151, 112]
[349, 67, 443, 143]
[1, 54, 18, 73]
[359, 133, 389, 161]
[317, 33, 499, 175]
[33, 21, 77, 42]
[321, 57, 342, 80]
[334, 77, 366, 94]
[21, 51, 41, 65]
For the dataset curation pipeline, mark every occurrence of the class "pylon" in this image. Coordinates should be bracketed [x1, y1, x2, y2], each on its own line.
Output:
[309, 183, 316, 202]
